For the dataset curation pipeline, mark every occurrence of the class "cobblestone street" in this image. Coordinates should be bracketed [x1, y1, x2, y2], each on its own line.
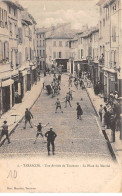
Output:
[0, 74, 114, 159]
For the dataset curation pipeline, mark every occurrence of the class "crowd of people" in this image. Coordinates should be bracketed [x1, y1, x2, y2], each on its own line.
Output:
[45, 73, 61, 97]
[99, 93, 121, 143]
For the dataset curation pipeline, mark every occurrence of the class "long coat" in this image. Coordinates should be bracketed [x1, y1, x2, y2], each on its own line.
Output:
[76, 105, 83, 115]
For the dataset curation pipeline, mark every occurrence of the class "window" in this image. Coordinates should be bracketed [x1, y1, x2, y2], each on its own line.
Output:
[53, 52, 56, 59]
[43, 50, 45, 57]
[59, 41, 62, 47]
[65, 41, 68, 47]
[4, 41, 9, 60]
[18, 28, 23, 43]
[0, 8, 7, 28]
[40, 40, 41, 46]
[9, 6, 11, 14]
[19, 52, 22, 65]
[40, 50, 41, 57]
[0, 41, 3, 62]
[53, 41, 56, 46]
[37, 41, 38, 47]
[14, 24, 18, 37]
[59, 52, 62, 58]
[81, 49, 83, 59]
[112, 26, 116, 42]
[43, 40, 45, 46]
[9, 22, 12, 35]
[103, 18, 105, 27]
[37, 50, 39, 57]
[80, 38, 82, 44]
[14, 9, 16, 17]
[25, 47, 28, 60]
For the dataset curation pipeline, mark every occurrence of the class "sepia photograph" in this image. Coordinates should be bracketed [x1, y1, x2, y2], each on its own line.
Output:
[0, 0, 122, 193]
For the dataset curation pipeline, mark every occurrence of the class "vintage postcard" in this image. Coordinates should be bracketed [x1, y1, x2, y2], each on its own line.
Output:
[0, 0, 122, 193]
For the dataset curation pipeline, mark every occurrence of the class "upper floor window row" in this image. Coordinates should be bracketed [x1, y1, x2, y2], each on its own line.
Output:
[53, 41, 69, 47]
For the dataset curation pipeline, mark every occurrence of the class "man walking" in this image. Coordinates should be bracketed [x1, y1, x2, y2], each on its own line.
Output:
[64, 93, 72, 108]
[76, 102, 83, 120]
[33, 122, 49, 144]
[68, 88, 75, 100]
[45, 127, 57, 155]
[0, 120, 14, 144]
[24, 108, 33, 129]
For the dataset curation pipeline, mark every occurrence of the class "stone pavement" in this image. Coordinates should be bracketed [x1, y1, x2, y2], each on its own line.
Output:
[85, 83, 122, 168]
[0, 76, 44, 145]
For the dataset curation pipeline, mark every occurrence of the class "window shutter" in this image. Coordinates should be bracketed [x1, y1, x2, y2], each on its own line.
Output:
[16, 52, 19, 65]
[19, 52, 22, 65]
[18, 28, 22, 43]
[0, 41, 3, 61]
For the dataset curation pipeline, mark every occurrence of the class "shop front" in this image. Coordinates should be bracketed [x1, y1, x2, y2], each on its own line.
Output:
[0, 79, 14, 114]
[103, 68, 117, 101]
[55, 59, 68, 72]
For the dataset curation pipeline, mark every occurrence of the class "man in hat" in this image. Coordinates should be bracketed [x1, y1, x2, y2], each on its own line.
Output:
[76, 102, 83, 120]
[45, 127, 57, 155]
[33, 122, 49, 144]
[0, 120, 13, 144]
[24, 108, 33, 129]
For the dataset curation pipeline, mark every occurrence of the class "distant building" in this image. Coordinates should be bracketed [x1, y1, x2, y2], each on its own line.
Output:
[36, 27, 48, 70]
[68, 26, 99, 84]
[45, 23, 78, 72]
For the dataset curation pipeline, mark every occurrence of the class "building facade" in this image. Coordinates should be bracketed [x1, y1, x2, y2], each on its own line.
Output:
[0, 0, 37, 116]
[45, 23, 76, 72]
[68, 26, 99, 85]
[97, 0, 122, 98]
[36, 28, 47, 70]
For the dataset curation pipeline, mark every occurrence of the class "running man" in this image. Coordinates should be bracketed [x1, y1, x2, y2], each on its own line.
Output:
[0, 120, 15, 144]
[33, 122, 49, 144]
[45, 127, 57, 155]
[55, 98, 63, 113]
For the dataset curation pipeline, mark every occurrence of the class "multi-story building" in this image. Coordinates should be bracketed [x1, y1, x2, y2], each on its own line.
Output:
[0, 1, 37, 116]
[68, 26, 99, 85]
[45, 23, 76, 72]
[36, 27, 47, 70]
[97, 0, 122, 98]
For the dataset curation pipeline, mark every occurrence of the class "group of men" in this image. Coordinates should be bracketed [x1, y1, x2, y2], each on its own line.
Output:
[0, 73, 84, 155]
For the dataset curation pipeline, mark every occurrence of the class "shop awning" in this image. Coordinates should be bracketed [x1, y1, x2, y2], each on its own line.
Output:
[2, 79, 14, 87]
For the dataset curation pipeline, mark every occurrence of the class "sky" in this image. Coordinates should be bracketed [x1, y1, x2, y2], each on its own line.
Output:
[20, 0, 99, 30]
